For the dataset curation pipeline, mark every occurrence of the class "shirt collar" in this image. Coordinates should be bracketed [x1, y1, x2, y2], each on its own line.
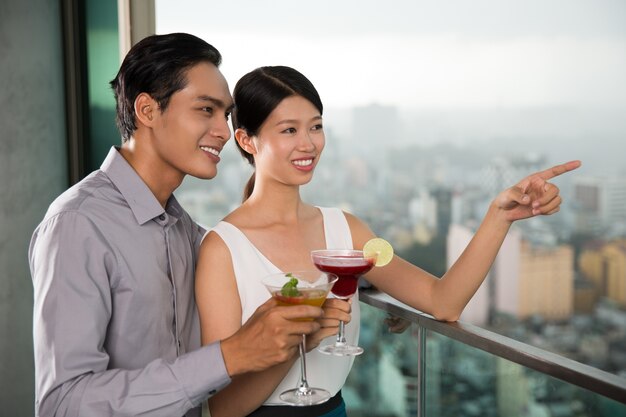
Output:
[101, 147, 182, 225]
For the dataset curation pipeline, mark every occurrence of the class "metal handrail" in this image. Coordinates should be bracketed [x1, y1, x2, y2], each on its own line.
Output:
[359, 289, 626, 405]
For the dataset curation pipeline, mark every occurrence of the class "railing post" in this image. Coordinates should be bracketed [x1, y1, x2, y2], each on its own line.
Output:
[416, 324, 426, 417]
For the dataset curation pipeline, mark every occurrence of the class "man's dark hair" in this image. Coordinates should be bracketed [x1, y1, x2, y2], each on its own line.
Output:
[110, 33, 222, 142]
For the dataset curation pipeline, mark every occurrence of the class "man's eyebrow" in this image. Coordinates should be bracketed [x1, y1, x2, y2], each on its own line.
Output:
[195, 95, 234, 111]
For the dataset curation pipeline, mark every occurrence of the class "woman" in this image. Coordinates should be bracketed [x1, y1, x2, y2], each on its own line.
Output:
[195, 66, 581, 417]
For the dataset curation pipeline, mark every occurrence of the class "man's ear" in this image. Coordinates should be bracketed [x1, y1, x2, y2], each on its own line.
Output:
[134, 93, 158, 127]
[235, 128, 257, 155]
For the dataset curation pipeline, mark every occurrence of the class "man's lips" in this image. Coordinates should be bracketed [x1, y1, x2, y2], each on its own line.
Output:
[199, 146, 221, 157]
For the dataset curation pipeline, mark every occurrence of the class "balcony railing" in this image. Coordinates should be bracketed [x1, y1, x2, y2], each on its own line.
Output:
[347, 289, 626, 417]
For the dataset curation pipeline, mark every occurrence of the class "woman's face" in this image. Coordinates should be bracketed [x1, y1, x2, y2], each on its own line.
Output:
[252, 95, 325, 186]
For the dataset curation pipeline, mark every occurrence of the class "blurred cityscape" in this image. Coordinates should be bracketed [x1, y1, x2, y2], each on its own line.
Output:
[177, 104, 626, 416]
[344, 304, 626, 417]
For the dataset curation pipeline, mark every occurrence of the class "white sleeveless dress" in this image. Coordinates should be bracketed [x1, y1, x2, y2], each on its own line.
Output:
[210, 207, 360, 405]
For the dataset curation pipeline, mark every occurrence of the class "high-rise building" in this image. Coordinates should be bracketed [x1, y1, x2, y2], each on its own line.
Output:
[449, 224, 574, 324]
[408, 188, 437, 233]
[573, 176, 626, 236]
[573, 276, 599, 314]
[424, 336, 442, 417]
[432, 187, 453, 237]
[578, 241, 607, 292]
[496, 358, 530, 417]
[378, 352, 408, 416]
[604, 242, 626, 307]
[517, 241, 574, 320]
[448, 224, 491, 325]
[579, 239, 626, 307]
[492, 227, 523, 321]
[408, 186, 453, 241]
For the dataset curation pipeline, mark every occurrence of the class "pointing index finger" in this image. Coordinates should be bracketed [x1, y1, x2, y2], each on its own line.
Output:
[537, 160, 582, 180]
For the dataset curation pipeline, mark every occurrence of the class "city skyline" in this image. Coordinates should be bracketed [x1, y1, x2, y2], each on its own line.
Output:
[156, 0, 626, 177]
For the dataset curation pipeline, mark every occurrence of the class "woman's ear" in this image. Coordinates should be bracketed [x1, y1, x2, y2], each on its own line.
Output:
[134, 93, 158, 127]
[235, 128, 257, 155]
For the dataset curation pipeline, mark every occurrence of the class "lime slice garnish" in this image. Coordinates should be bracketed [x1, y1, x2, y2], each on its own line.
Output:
[363, 238, 394, 267]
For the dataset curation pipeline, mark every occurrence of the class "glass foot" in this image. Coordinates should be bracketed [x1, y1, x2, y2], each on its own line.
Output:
[279, 387, 331, 406]
[318, 343, 364, 356]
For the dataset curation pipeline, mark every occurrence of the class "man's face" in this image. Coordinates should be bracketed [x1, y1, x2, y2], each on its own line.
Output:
[150, 62, 233, 181]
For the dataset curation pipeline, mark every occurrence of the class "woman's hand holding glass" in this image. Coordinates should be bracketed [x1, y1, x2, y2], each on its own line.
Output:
[305, 298, 352, 352]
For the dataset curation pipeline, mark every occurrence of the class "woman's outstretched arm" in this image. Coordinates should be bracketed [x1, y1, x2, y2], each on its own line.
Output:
[348, 160, 581, 322]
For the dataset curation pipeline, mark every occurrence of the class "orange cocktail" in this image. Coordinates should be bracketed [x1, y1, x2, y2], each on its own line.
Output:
[262, 271, 337, 406]
[273, 289, 328, 308]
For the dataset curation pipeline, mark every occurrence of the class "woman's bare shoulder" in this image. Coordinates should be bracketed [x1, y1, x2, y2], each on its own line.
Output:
[221, 205, 255, 229]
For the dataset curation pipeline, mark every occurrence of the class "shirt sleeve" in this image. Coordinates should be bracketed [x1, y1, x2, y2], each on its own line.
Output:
[29, 211, 230, 417]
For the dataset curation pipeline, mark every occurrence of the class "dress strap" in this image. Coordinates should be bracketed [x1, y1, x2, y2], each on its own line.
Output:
[318, 207, 353, 250]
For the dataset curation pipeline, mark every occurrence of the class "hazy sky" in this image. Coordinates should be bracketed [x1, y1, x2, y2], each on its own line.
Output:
[156, 0, 626, 110]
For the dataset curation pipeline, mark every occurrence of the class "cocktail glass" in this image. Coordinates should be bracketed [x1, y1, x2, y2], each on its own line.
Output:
[262, 270, 338, 406]
[311, 249, 376, 356]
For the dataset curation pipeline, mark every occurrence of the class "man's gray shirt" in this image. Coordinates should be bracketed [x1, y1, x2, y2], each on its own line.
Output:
[29, 147, 231, 416]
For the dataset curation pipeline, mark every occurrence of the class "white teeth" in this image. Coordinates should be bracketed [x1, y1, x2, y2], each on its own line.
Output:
[200, 146, 220, 156]
[293, 159, 313, 167]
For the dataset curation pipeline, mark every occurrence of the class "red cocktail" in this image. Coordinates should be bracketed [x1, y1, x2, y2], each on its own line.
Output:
[312, 254, 375, 298]
[311, 250, 376, 356]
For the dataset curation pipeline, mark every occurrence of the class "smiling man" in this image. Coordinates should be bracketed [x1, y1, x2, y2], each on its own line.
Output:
[29, 33, 323, 417]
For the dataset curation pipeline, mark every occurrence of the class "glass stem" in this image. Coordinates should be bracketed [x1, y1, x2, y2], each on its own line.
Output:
[297, 334, 310, 393]
[336, 320, 347, 345]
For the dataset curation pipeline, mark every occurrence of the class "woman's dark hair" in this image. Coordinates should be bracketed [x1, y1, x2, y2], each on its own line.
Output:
[232, 66, 323, 200]
[110, 33, 222, 142]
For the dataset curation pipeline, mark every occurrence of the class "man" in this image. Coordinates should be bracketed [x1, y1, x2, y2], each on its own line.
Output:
[29, 33, 322, 417]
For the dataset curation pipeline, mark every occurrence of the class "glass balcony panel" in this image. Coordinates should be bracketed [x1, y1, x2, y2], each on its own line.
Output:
[424, 331, 626, 417]
[344, 302, 421, 417]
[345, 299, 626, 417]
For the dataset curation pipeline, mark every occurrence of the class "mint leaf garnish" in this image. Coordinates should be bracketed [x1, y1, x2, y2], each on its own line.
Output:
[281, 274, 301, 297]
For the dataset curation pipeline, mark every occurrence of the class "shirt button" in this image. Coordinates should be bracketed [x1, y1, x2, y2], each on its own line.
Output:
[159, 214, 165, 221]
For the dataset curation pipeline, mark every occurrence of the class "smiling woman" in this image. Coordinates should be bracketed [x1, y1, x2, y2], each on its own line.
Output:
[193, 62, 580, 417]
[229, 66, 325, 201]
[154, 1, 626, 416]
[245, 96, 323, 181]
